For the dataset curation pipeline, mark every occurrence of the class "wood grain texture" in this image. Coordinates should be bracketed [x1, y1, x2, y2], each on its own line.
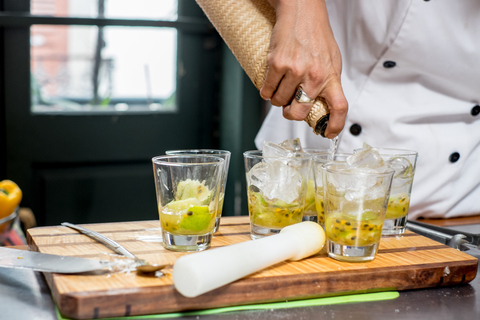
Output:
[27, 216, 478, 320]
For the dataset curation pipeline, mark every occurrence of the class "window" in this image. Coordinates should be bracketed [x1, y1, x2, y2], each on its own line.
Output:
[30, 0, 178, 114]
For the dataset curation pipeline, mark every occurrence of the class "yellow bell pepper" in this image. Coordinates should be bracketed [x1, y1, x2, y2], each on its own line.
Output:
[0, 180, 23, 219]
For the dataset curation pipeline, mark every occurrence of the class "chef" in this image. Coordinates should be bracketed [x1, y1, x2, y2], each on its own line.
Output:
[255, 0, 480, 220]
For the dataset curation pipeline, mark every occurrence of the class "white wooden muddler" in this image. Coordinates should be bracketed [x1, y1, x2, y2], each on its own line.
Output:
[173, 221, 326, 297]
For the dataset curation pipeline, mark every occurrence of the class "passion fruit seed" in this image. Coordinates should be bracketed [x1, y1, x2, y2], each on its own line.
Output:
[315, 198, 326, 225]
[327, 216, 382, 246]
[249, 185, 260, 193]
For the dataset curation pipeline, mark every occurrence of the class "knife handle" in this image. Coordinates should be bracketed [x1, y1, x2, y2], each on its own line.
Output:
[407, 220, 479, 246]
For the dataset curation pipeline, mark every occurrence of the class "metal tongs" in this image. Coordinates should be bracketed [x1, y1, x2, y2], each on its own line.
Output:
[406, 220, 480, 258]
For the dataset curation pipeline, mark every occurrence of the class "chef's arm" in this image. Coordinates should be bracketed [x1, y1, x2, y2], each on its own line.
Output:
[261, 0, 348, 139]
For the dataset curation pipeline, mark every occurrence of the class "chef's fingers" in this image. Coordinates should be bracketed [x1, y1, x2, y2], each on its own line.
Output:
[282, 102, 313, 122]
[260, 57, 304, 107]
[322, 81, 348, 138]
[281, 77, 348, 138]
[281, 83, 316, 121]
[260, 28, 305, 106]
[270, 69, 302, 107]
[260, 66, 283, 101]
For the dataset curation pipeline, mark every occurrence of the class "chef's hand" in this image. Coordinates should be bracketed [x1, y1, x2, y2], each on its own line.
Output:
[260, 0, 348, 139]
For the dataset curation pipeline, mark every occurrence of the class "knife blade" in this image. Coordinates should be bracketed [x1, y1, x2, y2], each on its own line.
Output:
[0, 247, 115, 273]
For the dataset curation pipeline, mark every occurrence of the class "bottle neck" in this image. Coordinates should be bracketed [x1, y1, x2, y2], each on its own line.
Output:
[315, 114, 330, 138]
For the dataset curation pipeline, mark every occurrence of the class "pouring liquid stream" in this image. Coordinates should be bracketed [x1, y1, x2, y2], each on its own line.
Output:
[328, 136, 339, 160]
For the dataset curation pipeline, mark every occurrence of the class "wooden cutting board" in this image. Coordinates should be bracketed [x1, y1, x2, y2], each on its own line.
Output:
[27, 216, 478, 320]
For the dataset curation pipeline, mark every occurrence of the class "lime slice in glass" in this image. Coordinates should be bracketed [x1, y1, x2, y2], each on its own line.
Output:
[179, 205, 212, 232]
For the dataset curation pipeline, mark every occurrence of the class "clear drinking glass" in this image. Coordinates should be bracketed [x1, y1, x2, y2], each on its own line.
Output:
[152, 155, 224, 252]
[312, 153, 351, 227]
[323, 162, 394, 262]
[354, 148, 418, 235]
[165, 149, 231, 233]
[243, 150, 312, 240]
[301, 149, 329, 223]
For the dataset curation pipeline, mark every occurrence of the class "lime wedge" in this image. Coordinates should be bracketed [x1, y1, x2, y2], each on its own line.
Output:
[249, 191, 268, 207]
[165, 198, 202, 214]
[360, 210, 379, 221]
[179, 205, 213, 232]
[306, 179, 315, 202]
[273, 198, 298, 208]
[189, 205, 210, 215]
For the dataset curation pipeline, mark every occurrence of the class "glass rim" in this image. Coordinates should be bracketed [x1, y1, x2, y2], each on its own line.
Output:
[152, 155, 225, 166]
[243, 149, 312, 160]
[322, 162, 395, 177]
[165, 149, 231, 156]
[312, 152, 353, 160]
[354, 147, 418, 157]
[301, 148, 330, 154]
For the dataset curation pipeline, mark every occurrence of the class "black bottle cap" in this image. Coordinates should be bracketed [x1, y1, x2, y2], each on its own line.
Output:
[315, 114, 330, 138]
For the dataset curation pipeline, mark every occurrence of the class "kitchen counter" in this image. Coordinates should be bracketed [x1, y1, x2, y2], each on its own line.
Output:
[1, 223, 479, 320]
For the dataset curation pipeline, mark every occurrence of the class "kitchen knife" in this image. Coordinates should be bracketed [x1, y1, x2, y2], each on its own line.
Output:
[0, 247, 115, 273]
[406, 220, 480, 257]
[407, 220, 480, 247]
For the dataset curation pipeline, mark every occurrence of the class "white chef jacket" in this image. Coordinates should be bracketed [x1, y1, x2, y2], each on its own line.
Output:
[255, 0, 480, 219]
